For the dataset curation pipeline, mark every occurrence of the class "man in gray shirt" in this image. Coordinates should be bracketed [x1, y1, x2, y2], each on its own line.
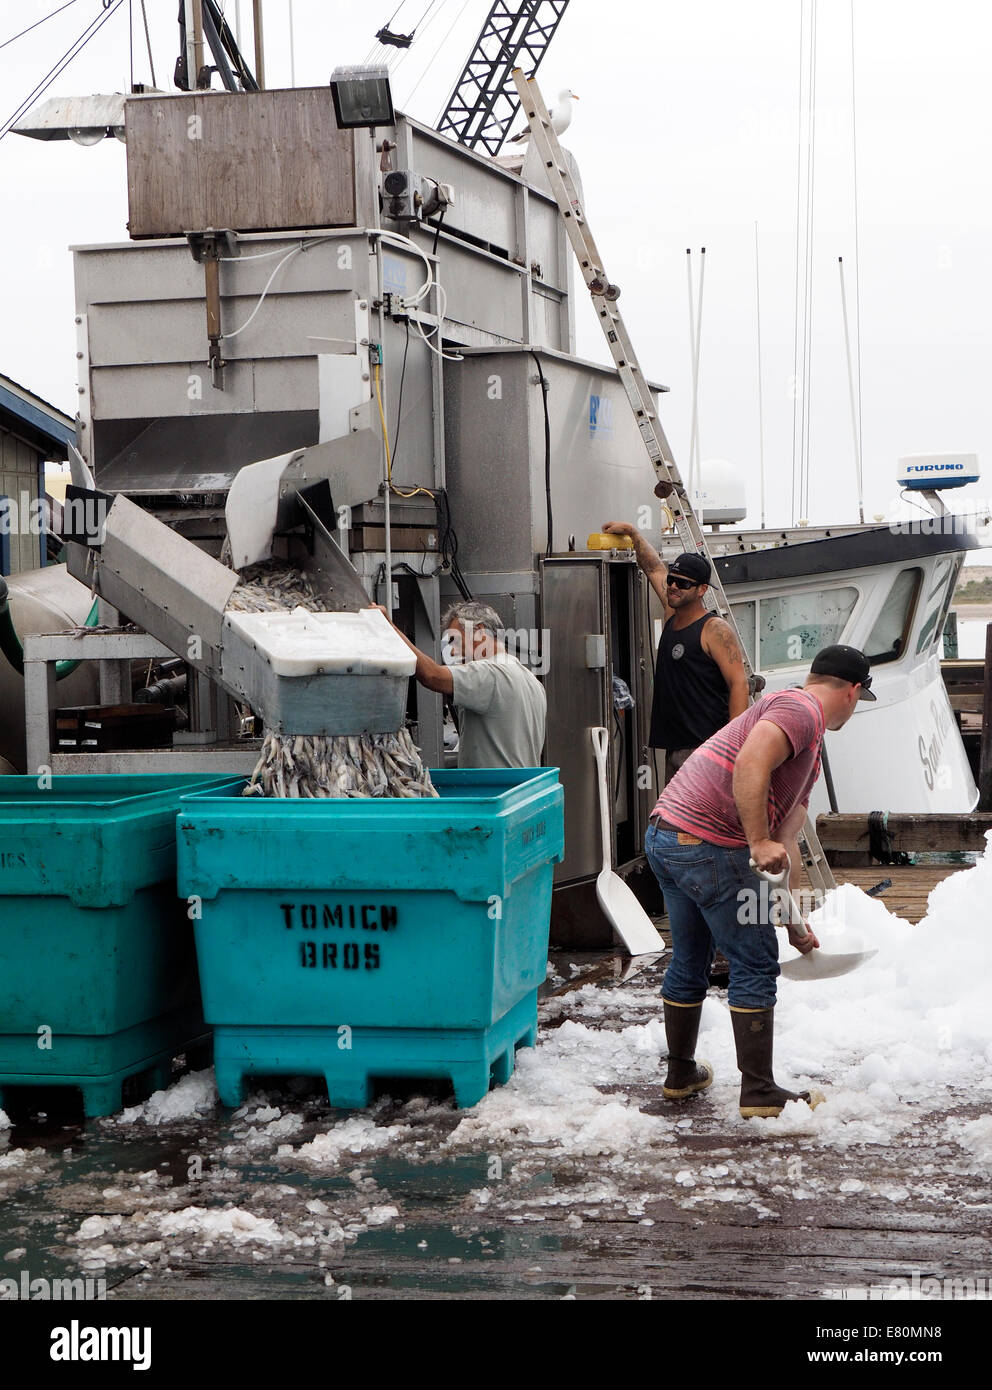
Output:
[376, 600, 546, 768]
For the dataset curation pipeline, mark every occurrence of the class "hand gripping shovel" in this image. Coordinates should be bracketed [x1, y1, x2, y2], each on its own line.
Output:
[591, 727, 665, 957]
[749, 862, 877, 981]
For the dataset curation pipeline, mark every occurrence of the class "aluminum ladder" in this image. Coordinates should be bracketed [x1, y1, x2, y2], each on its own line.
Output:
[512, 67, 836, 897]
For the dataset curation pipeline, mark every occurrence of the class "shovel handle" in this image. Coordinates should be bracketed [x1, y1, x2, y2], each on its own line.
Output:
[748, 858, 814, 946]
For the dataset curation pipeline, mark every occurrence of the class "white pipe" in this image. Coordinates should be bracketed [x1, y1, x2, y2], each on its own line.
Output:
[838, 256, 865, 523]
[288, 0, 295, 86]
[184, 0, 199, 88]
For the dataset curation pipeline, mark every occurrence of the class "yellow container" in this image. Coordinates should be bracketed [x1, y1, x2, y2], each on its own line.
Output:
[587, 532, 634, 550]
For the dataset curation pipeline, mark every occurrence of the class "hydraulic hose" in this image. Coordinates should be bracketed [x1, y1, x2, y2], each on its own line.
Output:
[0, 574, 99, 680]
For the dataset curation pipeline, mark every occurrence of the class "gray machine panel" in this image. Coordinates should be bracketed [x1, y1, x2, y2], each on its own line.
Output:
[541, 557, 609, 884]
[444, 346, 668, 581]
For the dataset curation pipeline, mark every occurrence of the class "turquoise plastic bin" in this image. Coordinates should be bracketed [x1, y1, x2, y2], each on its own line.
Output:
[0, 774, 241, 1118]
[177, 768, 564, 1109]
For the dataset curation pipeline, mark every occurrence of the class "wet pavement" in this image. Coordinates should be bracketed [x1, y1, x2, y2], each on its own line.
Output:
[2, 950, 990, 1302]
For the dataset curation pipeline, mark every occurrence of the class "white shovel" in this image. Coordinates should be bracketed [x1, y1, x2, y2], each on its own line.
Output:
[750, 862, 877, 980]
[590, 726, 666, 957]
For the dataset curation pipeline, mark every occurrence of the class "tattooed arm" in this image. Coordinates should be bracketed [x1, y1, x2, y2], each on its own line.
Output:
[601, 522, 672, 617]
[701, 617, 750, 719]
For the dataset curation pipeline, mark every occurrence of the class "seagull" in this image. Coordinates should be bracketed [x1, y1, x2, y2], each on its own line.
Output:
[509, 88, 579, 142]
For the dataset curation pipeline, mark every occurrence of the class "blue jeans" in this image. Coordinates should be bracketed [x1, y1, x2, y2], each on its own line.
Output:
[645, 825, 780, 1009]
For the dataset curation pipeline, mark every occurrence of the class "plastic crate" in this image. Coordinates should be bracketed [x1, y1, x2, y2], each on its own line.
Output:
[0, 774, 241, 1118]
[177, 768, 564, 1108]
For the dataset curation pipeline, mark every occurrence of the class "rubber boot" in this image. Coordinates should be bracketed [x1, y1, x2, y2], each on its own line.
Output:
[731, 1006, 824, 1118]
[662, 999, 713, 1100]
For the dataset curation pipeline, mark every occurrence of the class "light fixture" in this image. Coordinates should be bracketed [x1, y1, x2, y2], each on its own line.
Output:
[68, 127, 108, 146]
[12, 92, 158, 143]
[329, 64, 394, 129]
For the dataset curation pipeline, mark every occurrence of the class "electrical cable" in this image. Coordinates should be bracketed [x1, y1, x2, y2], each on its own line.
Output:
[529, 351, 553, 555]
[433, 487, 472, 599]
[0, 0, 82, 52]
[389, 316, 412, 472]
[219, 236, 334, 339]
[0, 0, 124, 142]
[389, 0, 449, 75]
[374, 361, 434, 499]
[430, 209, 446, 256]
[369, 228, 463, 360]
[405, 0, 472, 104]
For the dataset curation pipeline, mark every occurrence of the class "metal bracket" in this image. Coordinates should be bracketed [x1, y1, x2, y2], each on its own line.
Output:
[186, 229, 239, 390]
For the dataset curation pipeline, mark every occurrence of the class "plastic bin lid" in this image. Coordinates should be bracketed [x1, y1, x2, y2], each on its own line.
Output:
[222, 606, 417, 677]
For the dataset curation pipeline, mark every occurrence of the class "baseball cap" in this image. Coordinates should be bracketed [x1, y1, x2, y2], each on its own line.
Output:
[667, 552, 711, 584]
[810, 644, 877, 701]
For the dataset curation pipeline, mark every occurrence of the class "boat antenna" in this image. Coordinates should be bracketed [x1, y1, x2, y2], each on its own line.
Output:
[849, 0, 865, 522]
[686, 247, 705, 500]
[792, 0, 818, 525]
[838, 257, 865, 523]
[755, 222, 766, 529]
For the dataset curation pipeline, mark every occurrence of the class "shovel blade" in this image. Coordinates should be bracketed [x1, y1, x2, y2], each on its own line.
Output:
[780, 947, 878, 981]
[596, 869, 666, 957]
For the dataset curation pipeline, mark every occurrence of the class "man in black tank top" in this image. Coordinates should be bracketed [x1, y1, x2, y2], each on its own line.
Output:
[602, 528, 749, 780]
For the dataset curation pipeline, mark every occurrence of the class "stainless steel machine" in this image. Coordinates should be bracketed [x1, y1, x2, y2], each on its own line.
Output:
[39, 84, 670, 942]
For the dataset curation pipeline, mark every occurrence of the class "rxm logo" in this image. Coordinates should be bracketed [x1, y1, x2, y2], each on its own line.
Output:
[589, 394, 614, 439]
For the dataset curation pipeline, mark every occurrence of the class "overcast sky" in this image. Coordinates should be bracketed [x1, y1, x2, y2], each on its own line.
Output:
[2, 0, 991, 544]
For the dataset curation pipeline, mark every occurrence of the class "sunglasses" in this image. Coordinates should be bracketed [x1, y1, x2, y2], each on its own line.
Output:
[666, 575, 699, 590]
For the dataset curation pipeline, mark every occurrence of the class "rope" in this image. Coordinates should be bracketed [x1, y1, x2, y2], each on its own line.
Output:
[0, 0, 82, 52]
[867, 811, 912, 866]
[0, 0, 124, 142]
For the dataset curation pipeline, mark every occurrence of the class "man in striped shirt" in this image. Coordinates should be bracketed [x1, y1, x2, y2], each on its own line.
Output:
[645, 645, 876, 1118]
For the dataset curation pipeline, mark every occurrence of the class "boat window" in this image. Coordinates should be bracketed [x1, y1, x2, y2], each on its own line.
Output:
[758, 586, 859, 668]
[729, 601, 757, 667]
[915, 558, 955, 655]
[865, 567, 923, 664]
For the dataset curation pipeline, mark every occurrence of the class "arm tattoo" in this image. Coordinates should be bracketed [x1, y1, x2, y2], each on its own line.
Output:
[708, 620, 744, 664]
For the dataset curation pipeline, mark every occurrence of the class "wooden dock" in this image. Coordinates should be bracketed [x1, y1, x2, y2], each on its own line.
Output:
[807, 812, 991, 922]
[942, 639, 991, 808]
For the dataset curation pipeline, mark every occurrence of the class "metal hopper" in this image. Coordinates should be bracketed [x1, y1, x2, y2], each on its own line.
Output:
[64, 489, 414, 736]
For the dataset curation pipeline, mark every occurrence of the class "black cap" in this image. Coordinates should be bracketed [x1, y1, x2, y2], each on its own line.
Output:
[810, 644, 876, 701]
[668, 552, 711, 584]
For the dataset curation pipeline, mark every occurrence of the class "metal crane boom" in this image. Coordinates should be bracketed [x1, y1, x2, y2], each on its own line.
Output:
[436, 0, 570, 156]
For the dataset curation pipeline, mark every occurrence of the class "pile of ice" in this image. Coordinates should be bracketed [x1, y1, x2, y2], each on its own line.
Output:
[769, 841, 992, 1123]
[278, 1114, 411, 1167]
[451, 837, 992, 1153]
[113, 1070, 217, 1125]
